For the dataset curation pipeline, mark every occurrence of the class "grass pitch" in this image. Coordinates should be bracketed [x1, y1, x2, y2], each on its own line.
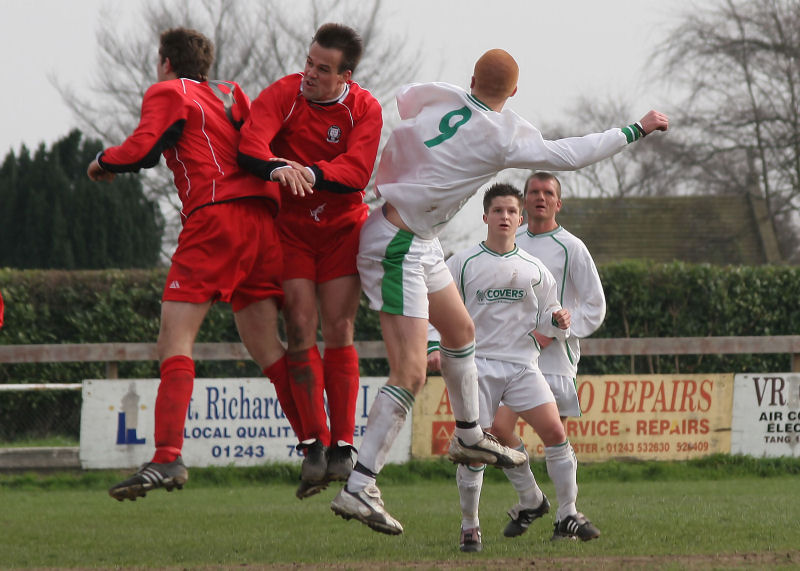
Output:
[1, 456, 799, 569]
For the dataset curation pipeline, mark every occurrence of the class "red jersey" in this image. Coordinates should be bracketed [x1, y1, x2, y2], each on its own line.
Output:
[98, 78, 279, 222]
[238, 73, 382, 216]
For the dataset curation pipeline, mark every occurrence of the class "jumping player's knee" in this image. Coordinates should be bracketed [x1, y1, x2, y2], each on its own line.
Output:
[538, 423, 567, 448]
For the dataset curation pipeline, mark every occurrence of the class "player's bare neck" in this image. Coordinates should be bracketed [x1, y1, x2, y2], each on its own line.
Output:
[529, 220, 558, 235]
[470, 90, 505, 112]
[484, 235, 515, 254]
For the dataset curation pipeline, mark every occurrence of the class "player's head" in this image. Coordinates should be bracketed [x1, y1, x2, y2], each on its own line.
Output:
[303, 23, 362, 101]
[483, 182, 524, 213]
[312, 23, 364, 74]
[525, 171, 562, 199]
[158, 28, 214, 82]
[471, 49, 519, 104]
[482, 183, 524, 241]
[524, 171, 562, 226]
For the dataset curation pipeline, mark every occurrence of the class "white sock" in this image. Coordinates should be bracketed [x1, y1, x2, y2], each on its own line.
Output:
[440, 343, 482, 445]
[544, 440, 578, 521]
[503, 444, 543, 508]
[457, 463, 485, 530]
[347, 468, 375, 492]
[346, 385, 413, 493]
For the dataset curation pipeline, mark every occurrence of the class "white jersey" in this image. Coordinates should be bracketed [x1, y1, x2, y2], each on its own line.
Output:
[445, 242, 569, 366]
[376, 82, 635, 239]
[516, 226, 606, 378]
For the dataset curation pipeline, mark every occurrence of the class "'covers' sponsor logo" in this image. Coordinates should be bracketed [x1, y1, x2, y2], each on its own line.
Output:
[475, 288, 526, 304]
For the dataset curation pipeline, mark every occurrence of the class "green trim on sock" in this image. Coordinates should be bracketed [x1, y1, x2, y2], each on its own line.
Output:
[440, 343, 476, 358]
[380, 384, 415, 411]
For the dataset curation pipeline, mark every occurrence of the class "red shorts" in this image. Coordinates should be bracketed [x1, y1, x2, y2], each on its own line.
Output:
[164, 199, 283, 311]
[278, 202, 367, 283]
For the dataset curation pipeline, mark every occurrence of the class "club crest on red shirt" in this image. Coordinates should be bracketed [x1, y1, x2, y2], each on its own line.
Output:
[327, 125, 342, 143]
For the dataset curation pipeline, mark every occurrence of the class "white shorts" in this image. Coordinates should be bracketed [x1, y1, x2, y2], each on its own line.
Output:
[544, 373, 582, 417]
[476, 357, 555, 428]
[357, 207, 453, 318]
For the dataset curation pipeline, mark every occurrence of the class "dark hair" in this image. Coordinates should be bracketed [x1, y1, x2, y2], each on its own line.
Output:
[159, 28, 214, 81]
[483, 183, 523, 213]
[524, 171, 562, 198]
[312, 23, 363, 74]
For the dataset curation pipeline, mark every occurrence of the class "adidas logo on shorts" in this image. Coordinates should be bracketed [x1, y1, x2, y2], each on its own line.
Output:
[169, 280, 180, 289]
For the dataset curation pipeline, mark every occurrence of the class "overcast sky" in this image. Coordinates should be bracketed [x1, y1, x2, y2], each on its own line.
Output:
[0, 0, 690, 155]
[0, 0, 691, 248]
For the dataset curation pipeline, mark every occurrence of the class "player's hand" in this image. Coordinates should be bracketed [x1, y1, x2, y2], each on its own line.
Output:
[270, 158, 314, 197]
[284, 159, 315, 184]
[552, 308, 571, 330]
[638, 110, 669, 134]
[427, 350, 441, 373]
[270, 166, 313, 197]
[533, 331, 554, 349]
[87, 160, 115, 182]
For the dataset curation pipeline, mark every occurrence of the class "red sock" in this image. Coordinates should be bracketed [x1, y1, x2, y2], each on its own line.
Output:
[324, 345, 360, 446]
[152, 355, 194, 464]
[287, 346, 330, 446]
[263, 355, 305, 441]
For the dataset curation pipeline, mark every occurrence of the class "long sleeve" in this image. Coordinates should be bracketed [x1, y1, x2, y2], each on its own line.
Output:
[98, 83, 187, 172]
[237, 77, 294, 180]
[566, 243, 606, 339]
[532, 264, 570, 341]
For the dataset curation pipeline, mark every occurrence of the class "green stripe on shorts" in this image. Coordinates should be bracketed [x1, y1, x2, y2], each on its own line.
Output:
[380, 228, 414, 314]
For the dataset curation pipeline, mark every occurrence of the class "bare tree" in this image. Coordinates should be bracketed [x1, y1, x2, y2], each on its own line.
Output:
[438, 99, 686, 254]
[653, 0, 800, 260]
[537, 96, 688, 199]
[54, 0, 420, 250]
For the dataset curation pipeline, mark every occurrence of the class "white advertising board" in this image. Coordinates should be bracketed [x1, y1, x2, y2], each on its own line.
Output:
[79, 377, 411, 469]
[731, 373, 800, 457]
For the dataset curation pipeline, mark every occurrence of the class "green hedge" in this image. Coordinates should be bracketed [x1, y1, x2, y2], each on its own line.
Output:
[0, 267, 386, 383]
[587, 260, 800, 374]
[1, 262, 798, 440]
[2, 262, 798, 380]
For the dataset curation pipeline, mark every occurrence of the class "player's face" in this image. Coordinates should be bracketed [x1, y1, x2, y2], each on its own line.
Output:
[525, 178, 561, 224]
[483, 196, 523, 237]
[303, 42, 351, 101]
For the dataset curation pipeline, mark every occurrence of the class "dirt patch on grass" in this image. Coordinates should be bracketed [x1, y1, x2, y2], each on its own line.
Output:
[50, 550, 800, 571]
[199, 550, 800, 570]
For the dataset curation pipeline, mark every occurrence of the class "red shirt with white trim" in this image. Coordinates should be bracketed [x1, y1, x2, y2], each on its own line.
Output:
[98, 78, 279, 222]
[238, 73, 382, 216]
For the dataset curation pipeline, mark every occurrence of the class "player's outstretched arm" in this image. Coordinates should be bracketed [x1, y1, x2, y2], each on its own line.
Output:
[638, 110, 669, 135]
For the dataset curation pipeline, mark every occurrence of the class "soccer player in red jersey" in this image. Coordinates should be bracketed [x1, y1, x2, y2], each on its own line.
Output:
[238, 23, 383, 498]
[88, 27, 311, 502]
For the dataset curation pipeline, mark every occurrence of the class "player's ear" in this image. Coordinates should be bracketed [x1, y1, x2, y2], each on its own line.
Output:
[509, 85, 518, 98]
[470, 76, 476, 89]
